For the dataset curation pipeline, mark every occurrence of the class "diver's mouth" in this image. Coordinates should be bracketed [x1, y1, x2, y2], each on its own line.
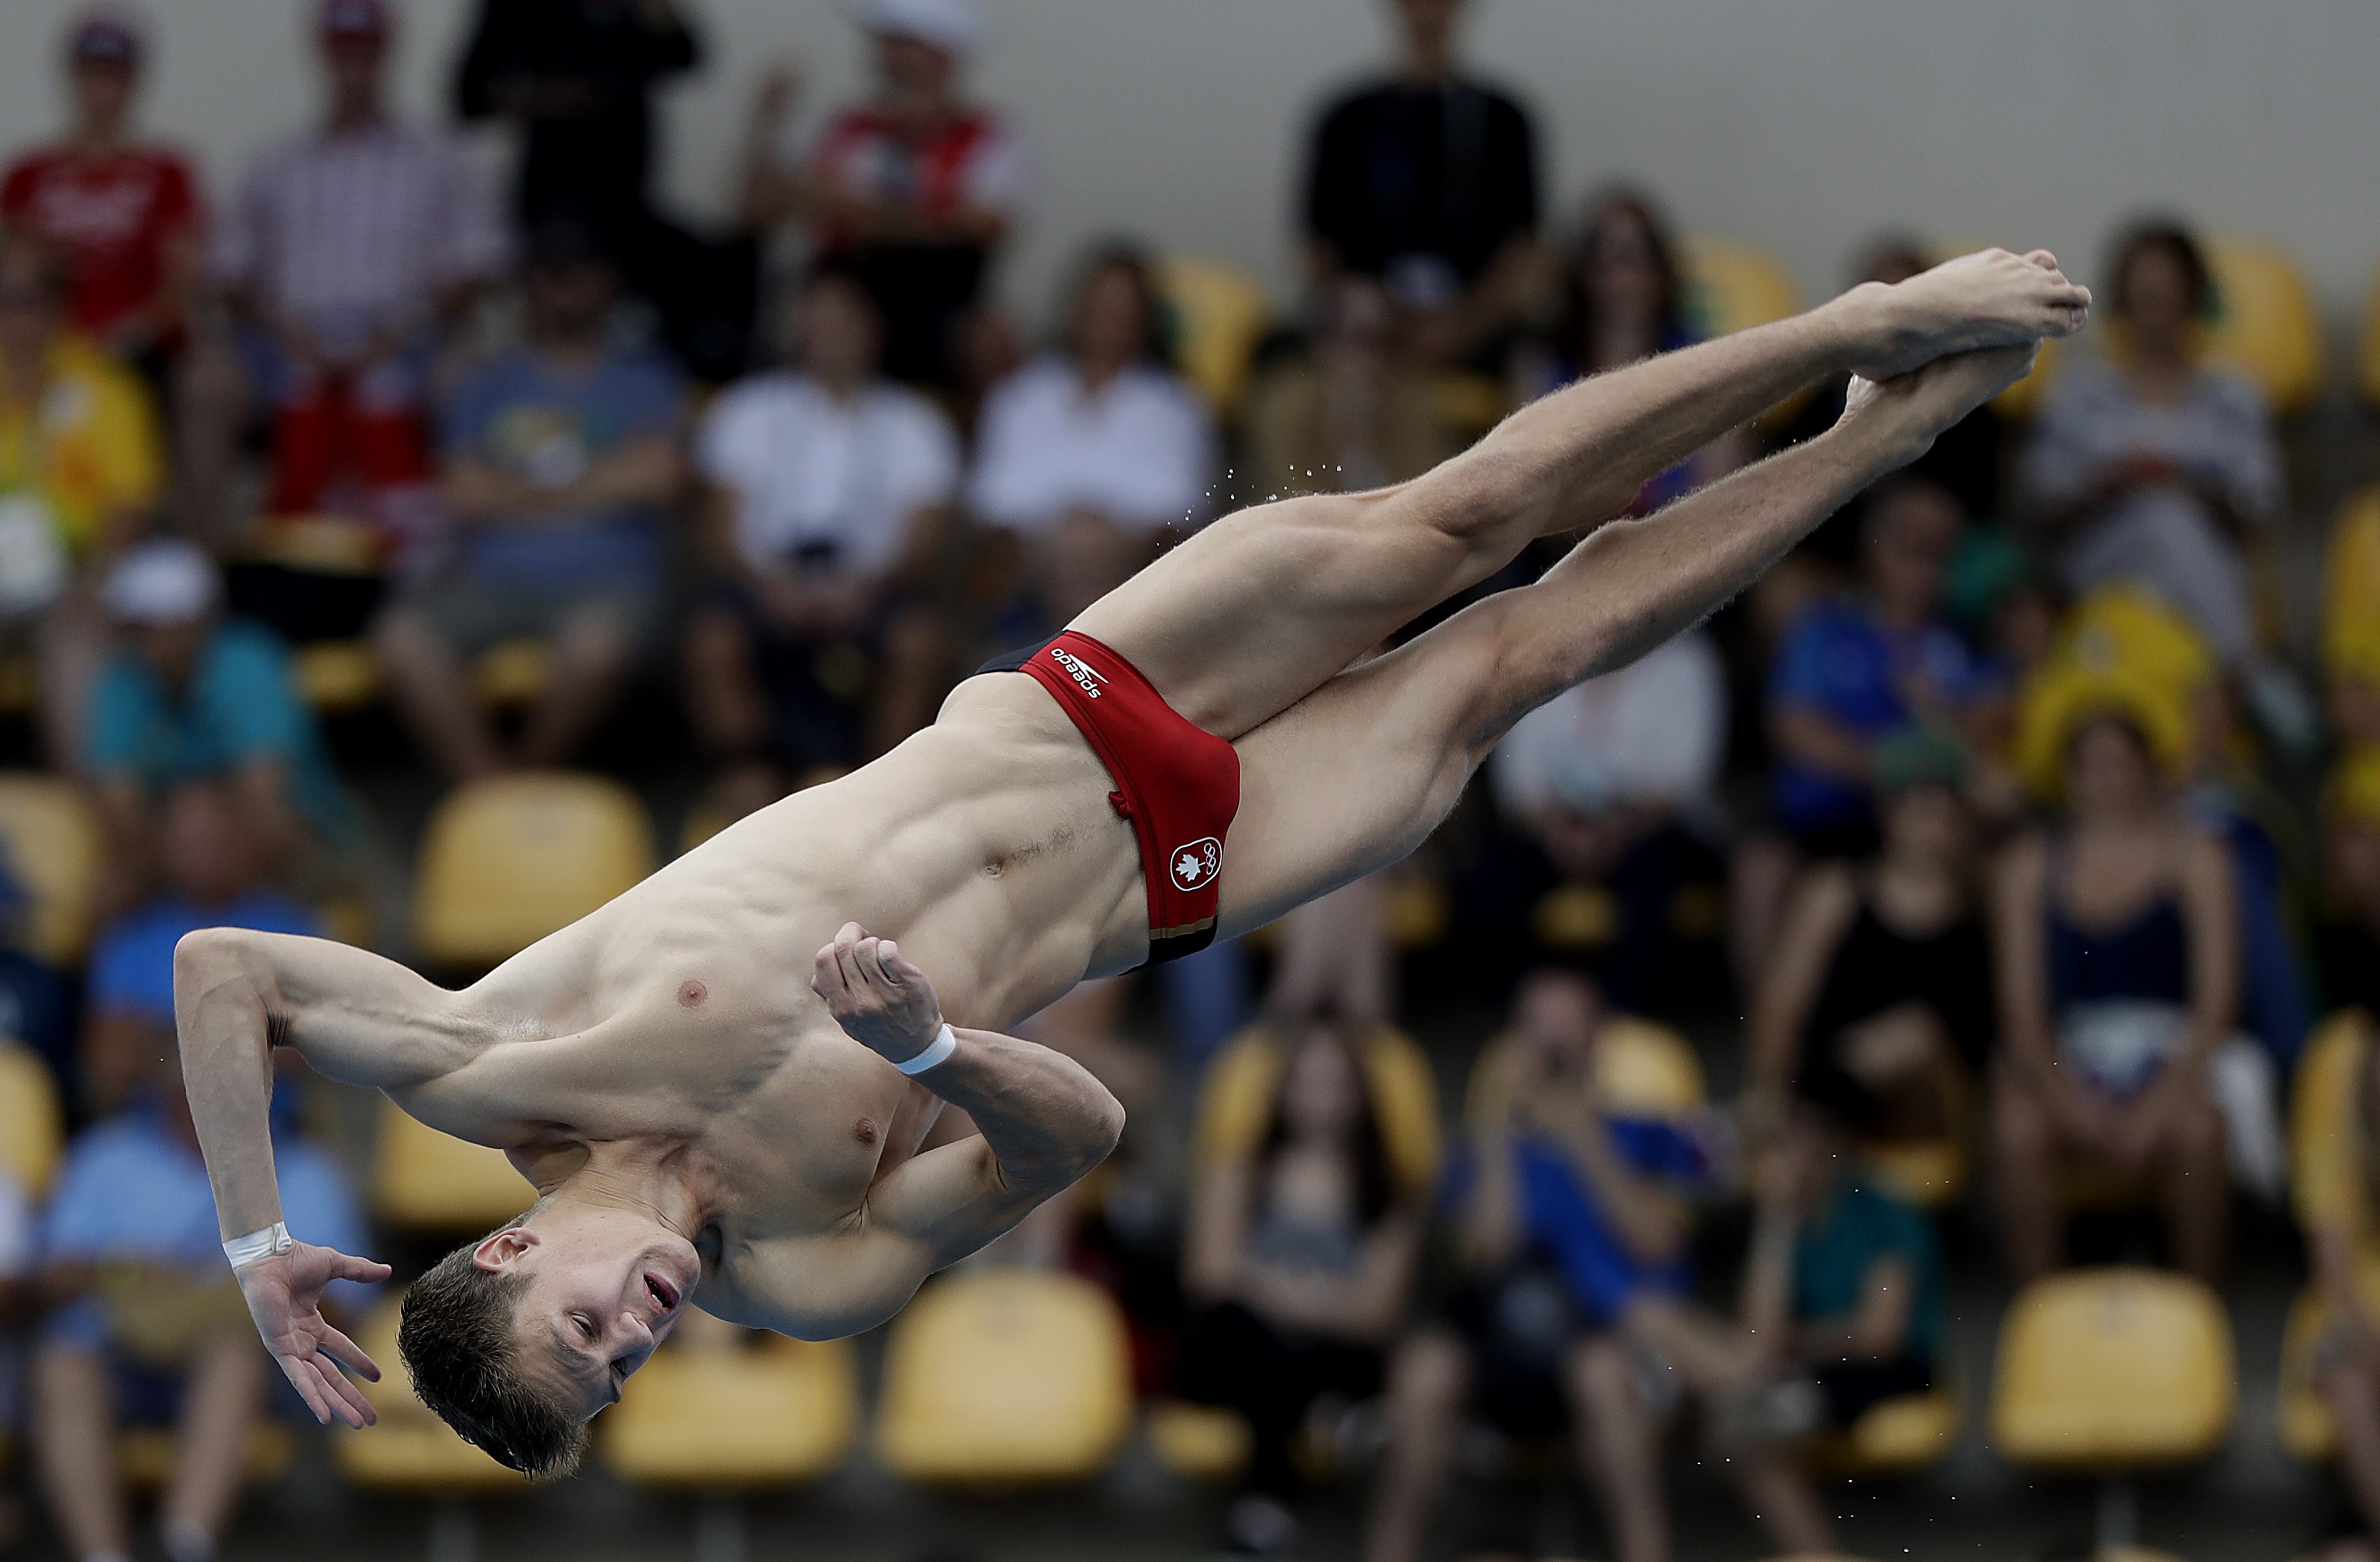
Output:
[643, 1271, 681, 1315]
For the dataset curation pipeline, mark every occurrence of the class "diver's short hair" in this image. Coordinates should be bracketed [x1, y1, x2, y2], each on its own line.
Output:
[396, 1215, 587, 1479]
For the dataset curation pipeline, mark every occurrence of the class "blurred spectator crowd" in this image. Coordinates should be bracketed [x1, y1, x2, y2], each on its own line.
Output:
[0, 1, 2379, 1560]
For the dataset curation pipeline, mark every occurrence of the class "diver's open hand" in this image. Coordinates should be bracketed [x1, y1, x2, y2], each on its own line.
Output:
[234, 1240, 390, 1428]
[812, 921, 947, 1067]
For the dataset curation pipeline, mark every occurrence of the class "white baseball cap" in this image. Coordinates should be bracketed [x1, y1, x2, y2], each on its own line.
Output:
[845, 0, 979, 55]
[103, 538, 219, 625]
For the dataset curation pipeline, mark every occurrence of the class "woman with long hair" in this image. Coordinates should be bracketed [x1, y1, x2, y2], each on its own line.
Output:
[1180, 1012, 1424, 1557]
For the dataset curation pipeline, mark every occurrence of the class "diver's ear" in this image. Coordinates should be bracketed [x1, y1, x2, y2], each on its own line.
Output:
[472, 1225, 540, 1272]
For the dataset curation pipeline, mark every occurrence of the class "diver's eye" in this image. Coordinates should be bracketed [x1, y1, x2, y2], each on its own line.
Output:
[573, 1314, 596, 1340]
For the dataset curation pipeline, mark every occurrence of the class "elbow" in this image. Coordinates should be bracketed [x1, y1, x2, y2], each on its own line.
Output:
[174, 925, 254, 990]
[1082, 1087, 1127, 1172]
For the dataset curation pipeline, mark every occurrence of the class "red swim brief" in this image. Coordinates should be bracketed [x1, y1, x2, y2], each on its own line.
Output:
[984, 630, 1240, 968]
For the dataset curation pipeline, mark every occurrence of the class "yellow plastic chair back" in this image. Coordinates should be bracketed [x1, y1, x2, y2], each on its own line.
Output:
[1681, 238, 1801, 340]
[295, 640, 382, 712]
[334, 1298, 527, 1491]
[0, 773, 106, 966]
[1682, 239, 1808, 429]
[1155, 254, 1273, 418]
[603, 1326, 858, 1488]
[1145, 1399, 1251, 1484]
[1192, 1022, 1443, 1195]
[412, 773, 655, 967]
[1989, 1267, 2236, 1470]
[2202, 237, 2323, 416]
[1809, 1384, 1960, 1476]
[874, 1269, 1135, 1485]
[472, 639, 555, 707]
[0, 1041, 63, 1196]
[2362, 262, 2380, 411]
[1463, 1015, 1705, 1129]
[254, 514, 384, 574]
[2324, 488, 2380, 690]
[369, 1097, 534, 1236]
[121, 1425, 294, 1489]
[2289, 1009, 2373, 1224]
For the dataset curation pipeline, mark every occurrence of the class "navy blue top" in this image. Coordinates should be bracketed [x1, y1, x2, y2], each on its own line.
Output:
[2046, 895, 2190, 1012]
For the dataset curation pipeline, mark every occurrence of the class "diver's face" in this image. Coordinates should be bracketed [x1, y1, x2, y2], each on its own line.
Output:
[476, 1211, 701, 1420]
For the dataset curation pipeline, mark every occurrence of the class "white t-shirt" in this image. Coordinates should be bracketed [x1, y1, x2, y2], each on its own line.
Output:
[1490, 630, 1728, 824]
[966, 356, 1215, 536]
[696, 371, 960, 579]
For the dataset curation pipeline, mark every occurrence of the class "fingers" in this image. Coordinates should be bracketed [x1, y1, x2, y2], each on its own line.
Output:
[318, 1357, 378, 1428]
[2025, 248, 2060, 271]
[852, 937, 898, 990]
[334, 1250, 393, 1285]
[282, 1356, 335, 1426]
[318, 1323, 382, 1382]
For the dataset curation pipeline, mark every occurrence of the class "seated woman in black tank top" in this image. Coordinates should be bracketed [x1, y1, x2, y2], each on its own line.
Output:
[1988, 708, 2238, 1286]
[1747, 731, 1992, 1141]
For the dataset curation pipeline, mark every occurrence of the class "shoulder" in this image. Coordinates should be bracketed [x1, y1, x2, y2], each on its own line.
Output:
[1794, 861, 1863, 926]
[1312, 78, 1393, 131]
[2194, 363, 2270, 418]
[1992, 831, 2051, 897]
[0, 147, 63, 196]
[1122, 365, 1208, 422]
[708, 369, 804, 421]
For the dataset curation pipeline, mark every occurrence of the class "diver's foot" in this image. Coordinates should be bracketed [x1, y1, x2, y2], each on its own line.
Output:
[1839, 247, 2090, 379]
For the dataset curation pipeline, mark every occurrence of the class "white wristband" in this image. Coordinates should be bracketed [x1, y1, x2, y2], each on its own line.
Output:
[222, 1221, 292, 1271]
[895, 1022, 958, 1076]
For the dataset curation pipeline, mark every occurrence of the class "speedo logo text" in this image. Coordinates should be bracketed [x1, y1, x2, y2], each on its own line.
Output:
[1048, 647, 1106, 697]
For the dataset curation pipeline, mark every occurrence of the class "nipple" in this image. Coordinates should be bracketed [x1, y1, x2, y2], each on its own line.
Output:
[855, 1117, 879, 1146]
[678, 980, 708, 1008]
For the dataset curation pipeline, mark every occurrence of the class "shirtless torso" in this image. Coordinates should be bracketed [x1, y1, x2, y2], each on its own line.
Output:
[174, 249, 2090, 1450]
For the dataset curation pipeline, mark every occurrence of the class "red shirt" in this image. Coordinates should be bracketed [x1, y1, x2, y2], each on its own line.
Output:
[0, 144, 202, 343]
[807, 104, 1024, 252]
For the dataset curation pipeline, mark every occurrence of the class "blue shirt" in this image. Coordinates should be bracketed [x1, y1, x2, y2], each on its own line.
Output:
[442, 345, 682, 587]
[83, 620, 354, 843]
[1767, 598, 1989, 830]
[1446, 1118, 1707, 1325]
[40, 1110, 373, 1309]
[89, 893, 321, 1030]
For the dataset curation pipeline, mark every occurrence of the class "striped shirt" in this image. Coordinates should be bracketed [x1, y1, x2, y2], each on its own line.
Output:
[213, 117, 507, 338]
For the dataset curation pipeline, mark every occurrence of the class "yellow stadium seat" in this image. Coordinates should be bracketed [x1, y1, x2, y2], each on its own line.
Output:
[1464, 1014, 1705, 1129]
[412, 773, 656, 968]
[1808, 1384, 1960, 1476]
[1532, 883, 1619, 951]
[2278, 1281, 2340, 1463]
[602, 1325, 857, 1488]
[2202, 237, 2323, 416]
[0, 1041, 63, 1196]
[1863, 1137, 1966, 1212]
[2323, 488, 2380, 692]
[1681, 238, 1801, 339]
[0, 773, 106, 966]
[1386, 872, 1448, 950]
[2362, 262, 2380, 410]
[1155, 254, 1274, 418]
[472, 639, 555, 707]
[0, 654, 35, 716]
[119, 1424, 294, 1490]
[1989, 1268, 2236, 1471]
[1144, 1398, 1250, 1484]
[254, 514, 384, 575]
[874, 1269, 1135, 1486]
[2291, 1009, 2372, 1201]
[369, 1097, 534, 1236]
[1193, 1022, 1443, 1195]
[296, 639, 382, 712]
[1991, 333, 2066, 421]
[334, 1298, 525, 1492]
[1682, 239, 1808, 429]
[1431, 371, 1508, 436]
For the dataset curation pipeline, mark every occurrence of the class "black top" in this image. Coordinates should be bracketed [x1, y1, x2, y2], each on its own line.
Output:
[455, 0, 701, 229]
[1802, 892, 1996, 1073]
[1302, 76, 1539, 292]
[2319, 920, 2380, 1019]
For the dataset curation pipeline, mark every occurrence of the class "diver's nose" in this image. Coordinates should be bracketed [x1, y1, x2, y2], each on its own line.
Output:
[621, 1309, 654, 1347]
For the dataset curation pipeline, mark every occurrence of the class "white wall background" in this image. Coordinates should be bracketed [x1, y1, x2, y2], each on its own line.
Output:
[1, 0, 2375, 338]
